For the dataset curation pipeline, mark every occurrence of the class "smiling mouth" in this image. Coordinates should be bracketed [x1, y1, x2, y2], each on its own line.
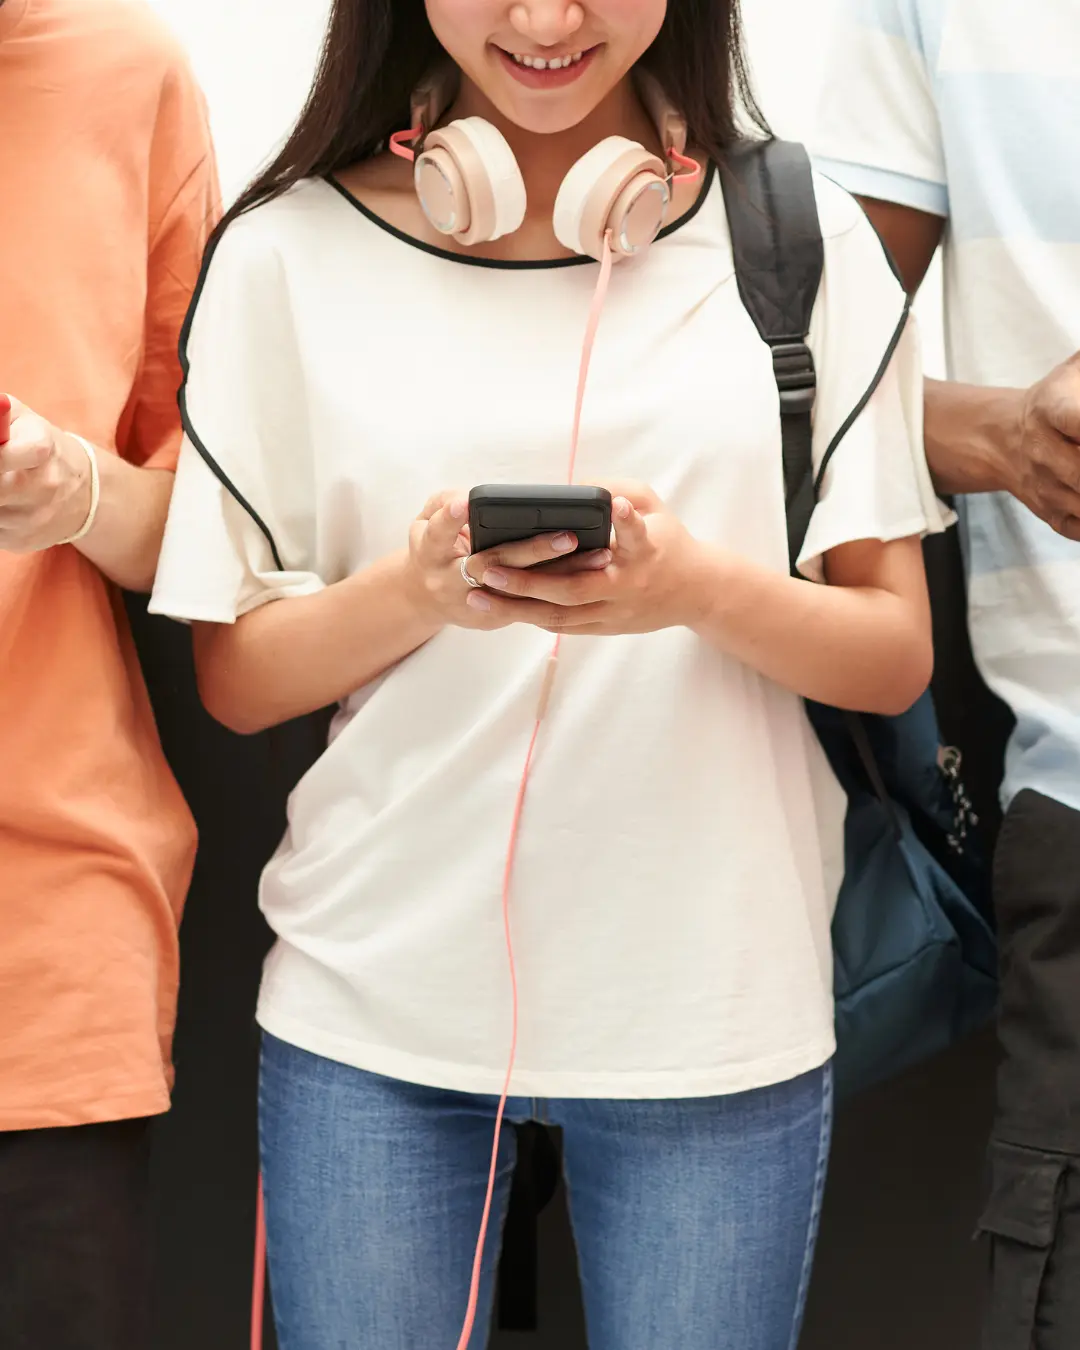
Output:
[495, 44, 601, 86]
[508, 49, 587, 70]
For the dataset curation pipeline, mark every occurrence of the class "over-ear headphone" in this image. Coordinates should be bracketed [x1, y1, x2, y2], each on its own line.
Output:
[389, 64, 700, 262]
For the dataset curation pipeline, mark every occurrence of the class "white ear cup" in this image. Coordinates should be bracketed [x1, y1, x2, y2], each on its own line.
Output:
[416, 116, 527, 245]
[453, 118, 528, 241]
[553, 138, 633, 255]
[553, 136, 669, 261]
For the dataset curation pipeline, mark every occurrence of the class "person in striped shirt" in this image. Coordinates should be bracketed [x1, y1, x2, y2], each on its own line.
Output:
[816, 3, 1080, 1345]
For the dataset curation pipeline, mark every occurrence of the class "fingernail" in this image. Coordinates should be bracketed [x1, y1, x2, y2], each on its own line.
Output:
[587, 549, 612, 568]
[552, 533, 575, 553]
[450, 500, 467, 521]
[467, 592, 491, 612]
[616, 499, 632, 520]
[483, 569, 509, 589]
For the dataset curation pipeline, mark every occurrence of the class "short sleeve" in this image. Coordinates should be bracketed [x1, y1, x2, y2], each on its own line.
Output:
[813, 0, 949, 218]
[797, 176, 953, 582]
[118, 47, 221, 470]
[149, 215, 325, 625]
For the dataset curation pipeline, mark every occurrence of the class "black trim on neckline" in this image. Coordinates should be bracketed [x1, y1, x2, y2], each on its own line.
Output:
[324, 161, 717, 270]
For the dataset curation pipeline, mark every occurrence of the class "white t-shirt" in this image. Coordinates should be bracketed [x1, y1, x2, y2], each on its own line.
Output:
[150, 166, 947, 1100]
[814, 0, 1080, 814]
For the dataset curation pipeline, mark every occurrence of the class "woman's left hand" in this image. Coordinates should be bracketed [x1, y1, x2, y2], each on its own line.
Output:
[466, 482, 707, 635]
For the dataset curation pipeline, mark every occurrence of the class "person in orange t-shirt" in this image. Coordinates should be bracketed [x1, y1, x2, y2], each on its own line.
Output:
[0, 0, 218, 1344]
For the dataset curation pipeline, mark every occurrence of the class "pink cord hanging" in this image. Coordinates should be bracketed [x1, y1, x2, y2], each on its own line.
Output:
[453, 229, 615, 1350]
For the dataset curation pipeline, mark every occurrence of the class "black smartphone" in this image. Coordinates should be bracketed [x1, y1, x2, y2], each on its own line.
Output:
[468, 485, 613, 554]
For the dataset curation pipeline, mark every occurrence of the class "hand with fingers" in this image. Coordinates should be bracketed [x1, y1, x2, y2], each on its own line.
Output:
[1014, 353, 1080, 539]
[0, 395, 95, 552]
[456, 481, 707, 637]
[406, 490, 612, 632]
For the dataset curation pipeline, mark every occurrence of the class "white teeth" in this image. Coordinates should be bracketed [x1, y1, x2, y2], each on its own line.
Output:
[511, 51, 584, 70]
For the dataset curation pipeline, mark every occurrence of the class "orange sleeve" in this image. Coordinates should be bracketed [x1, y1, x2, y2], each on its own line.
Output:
[119, 52, 223, 470]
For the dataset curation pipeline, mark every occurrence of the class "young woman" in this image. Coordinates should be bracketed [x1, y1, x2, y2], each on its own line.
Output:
[151, 1, 947, 1345]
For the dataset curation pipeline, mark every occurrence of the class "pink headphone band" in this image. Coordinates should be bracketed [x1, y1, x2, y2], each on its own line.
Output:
[388, 128, 422, 160]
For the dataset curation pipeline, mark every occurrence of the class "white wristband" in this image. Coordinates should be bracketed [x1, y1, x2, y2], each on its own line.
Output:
[58, 434, 101, 546]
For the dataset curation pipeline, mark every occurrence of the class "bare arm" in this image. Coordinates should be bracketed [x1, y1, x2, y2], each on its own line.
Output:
[858, 197, 1080, 535]
[854, 197, 944, 296]
[191, 493, 613, 736]
[921, 381, 1024, 497]
[0, 401, 175, 592]
[74, 444, 175, 592]
[192, 552, 440, 735]
[688, 535, 933, 717]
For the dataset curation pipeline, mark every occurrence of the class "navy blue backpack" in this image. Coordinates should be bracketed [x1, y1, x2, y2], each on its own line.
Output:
[720, 140, 999, 1100]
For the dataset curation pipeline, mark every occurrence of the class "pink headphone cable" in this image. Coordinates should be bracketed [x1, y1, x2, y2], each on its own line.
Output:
[249, 229, 624, 1348]
[251, 1176, 267, 1349]
[451, 231, 614, 1350]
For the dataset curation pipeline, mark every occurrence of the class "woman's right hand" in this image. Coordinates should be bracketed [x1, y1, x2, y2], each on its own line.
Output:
[406, 490, 611, 630]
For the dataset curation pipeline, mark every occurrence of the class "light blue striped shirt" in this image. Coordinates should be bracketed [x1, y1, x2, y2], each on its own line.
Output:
[815, 0, 1080, 813]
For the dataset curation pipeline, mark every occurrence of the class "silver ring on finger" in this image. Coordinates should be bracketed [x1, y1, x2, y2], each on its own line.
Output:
[460, 555, 485, 590]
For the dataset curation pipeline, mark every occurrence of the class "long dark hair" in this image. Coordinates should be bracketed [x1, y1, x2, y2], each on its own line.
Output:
[220, 0, 768, 234]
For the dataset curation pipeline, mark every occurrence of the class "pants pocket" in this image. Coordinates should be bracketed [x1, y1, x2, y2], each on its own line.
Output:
[977, 1140, 1067, 1350]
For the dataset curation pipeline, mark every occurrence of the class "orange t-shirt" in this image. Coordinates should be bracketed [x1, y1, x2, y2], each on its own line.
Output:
[0, 0, 218, 1129]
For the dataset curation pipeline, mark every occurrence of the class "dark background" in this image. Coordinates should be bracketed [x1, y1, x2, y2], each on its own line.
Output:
[137, 529, 1014, 1349]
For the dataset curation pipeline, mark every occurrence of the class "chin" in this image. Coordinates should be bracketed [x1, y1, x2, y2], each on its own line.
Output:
[488, 92, 603, 137]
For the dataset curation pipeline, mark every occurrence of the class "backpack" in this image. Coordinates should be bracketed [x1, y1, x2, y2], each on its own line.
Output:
[720, 138, 999, 1102]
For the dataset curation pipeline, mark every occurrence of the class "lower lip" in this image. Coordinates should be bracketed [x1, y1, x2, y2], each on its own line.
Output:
[496, 45, 599, 90]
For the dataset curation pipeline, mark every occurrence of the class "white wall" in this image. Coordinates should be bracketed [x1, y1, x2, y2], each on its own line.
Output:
[149, 0, 943, 369]
[150, 0, 331, 205]
[742, 0, 840, 138]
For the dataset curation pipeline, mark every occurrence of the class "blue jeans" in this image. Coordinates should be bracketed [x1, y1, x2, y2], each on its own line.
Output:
[259, 1034, 833, 1350]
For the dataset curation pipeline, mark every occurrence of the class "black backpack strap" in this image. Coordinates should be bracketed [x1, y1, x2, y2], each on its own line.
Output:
[721, 142, 909, 826]
[720, 141, 824, 575]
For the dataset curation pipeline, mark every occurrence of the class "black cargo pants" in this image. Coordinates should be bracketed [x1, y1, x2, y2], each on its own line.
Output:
[979, 790, 1080, 1350]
